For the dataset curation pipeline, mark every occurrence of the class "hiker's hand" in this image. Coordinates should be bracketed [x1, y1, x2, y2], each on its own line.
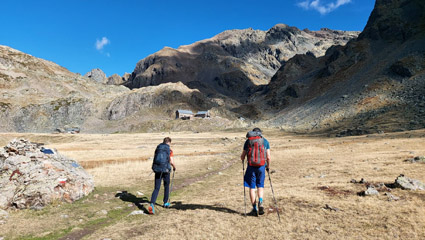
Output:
[173, 167, 176, 171]
[266, 167, 270, 172]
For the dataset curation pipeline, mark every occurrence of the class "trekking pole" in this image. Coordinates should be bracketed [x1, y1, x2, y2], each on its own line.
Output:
[242, 160, 247, 217]
[167, 169, 175, 204]
[267, 169, 281, 223]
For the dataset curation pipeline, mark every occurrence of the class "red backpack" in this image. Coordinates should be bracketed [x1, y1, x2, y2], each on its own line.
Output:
[246, 131, 266, 167]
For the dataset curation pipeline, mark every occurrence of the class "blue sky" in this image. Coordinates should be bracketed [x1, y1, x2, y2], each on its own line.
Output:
[0, 0, 375, 77]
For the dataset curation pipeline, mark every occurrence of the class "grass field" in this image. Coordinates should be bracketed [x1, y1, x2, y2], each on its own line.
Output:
[0, 129, 424, 239]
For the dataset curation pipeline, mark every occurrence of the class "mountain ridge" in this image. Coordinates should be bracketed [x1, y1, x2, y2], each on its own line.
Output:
[125, 24, 359, 102]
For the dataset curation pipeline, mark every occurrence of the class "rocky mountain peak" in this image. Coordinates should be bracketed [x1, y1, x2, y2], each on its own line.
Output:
[84, 68, 107, 84]
[107, 73, 124, 85]
[266, 24, 301, 42]
[126, 25, 359, 103]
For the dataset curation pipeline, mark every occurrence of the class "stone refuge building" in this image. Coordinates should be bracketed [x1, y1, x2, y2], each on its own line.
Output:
[195, 110, 210, 118]
[175, 110, 194, 120]
[175, 110, 210, 120]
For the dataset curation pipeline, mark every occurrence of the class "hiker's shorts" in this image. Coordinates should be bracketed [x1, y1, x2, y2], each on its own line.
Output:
[244, 165, 265, 188]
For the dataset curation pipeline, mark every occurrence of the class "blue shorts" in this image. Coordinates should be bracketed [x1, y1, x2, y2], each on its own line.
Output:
[244, 165, 265, 188]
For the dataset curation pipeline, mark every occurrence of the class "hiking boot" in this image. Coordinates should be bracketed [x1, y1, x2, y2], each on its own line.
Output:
[258, 201, 265, 215]
[163, 202, 170, 208]
[248, 208, 258, 217]
[148, 203, 155, 215]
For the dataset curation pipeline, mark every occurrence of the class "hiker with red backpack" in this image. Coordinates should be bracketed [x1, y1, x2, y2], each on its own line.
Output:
[240, 128, 271, 216]
[148, 137, 176, 215]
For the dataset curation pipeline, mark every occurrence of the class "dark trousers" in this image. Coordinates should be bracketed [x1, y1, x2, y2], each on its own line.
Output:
[150, 172, 170, 204]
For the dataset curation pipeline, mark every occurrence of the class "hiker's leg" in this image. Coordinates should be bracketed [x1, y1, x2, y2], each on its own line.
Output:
[256, 166, 266, 215]
[249, 188, 257, 204]
[245, 165, 257, 211]
[162, 172, 171, 203]
[257, 187, 264, 200]
[256, 165, 266, 200]
[150, 172, 162, 204]
[244, 165, 256, 195]
[257, 187, 265, 215]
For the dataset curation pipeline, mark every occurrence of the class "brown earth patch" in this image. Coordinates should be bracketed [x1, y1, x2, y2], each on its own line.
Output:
[318, 186, 354, 197]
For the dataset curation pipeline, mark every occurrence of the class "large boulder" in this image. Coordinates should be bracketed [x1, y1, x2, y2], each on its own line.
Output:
[0, 139, 94, 210]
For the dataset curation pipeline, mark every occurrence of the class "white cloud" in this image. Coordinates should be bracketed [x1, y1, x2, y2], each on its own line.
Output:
[297, 0, 351, 15]
[95, 37, 110, 51]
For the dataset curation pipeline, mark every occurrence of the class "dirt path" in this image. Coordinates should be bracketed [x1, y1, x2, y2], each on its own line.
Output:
[173, 158, 239, 191]
[59, 156, 239, 240]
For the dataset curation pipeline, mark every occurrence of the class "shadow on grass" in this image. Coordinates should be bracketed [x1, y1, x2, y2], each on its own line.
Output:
[170, 201, 242, 215]
[115, 191, 150, 213]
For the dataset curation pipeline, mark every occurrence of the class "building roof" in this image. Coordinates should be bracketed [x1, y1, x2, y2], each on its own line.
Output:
[195, 111, 209, 115]
[176, 110, 193, 114]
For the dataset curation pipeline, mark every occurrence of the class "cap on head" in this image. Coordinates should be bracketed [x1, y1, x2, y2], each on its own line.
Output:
[252, 127, 262, 133]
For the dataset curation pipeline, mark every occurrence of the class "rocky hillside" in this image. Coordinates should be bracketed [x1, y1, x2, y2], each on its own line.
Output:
[0, 46, 238, 133]
[125, 25, 358, 101]
[259, 0, 425, 133]
[0, 45, 128, 132]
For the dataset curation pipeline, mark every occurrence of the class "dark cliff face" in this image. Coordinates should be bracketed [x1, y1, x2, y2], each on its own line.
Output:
[263, 0, 425, 132]
[358, 0, 425, 42]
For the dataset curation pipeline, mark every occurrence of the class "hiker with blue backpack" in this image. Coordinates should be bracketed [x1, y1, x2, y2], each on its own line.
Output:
[241, 128, 271, 216]
[149, 137, 176, 215]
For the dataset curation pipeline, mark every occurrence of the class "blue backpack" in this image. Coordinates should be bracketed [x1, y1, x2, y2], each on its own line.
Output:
[152, 143, 171, 173]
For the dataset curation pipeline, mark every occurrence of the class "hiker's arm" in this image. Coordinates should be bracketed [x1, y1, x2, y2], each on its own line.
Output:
[170, 156, 176, 171]
[240, 150, 246, 162]
[266, 149, 271, 170]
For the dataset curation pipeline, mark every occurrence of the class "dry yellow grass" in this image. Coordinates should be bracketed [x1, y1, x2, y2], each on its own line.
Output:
[0, 130, 424, 239]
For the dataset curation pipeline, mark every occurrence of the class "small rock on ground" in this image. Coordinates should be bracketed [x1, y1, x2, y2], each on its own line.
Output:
[324, 204, 340, 212]
[129, 210, 145, 216]
[385, 193, 400, 201]
[0, 210, 8, 219]
[365, 187, 379, 196]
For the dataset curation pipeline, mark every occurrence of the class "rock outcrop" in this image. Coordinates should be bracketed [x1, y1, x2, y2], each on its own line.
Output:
[0, 139, 94, 210]
[394, 174, 425, 190]
[107, 73, 124, 85]
[84, 68, 108, 84]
